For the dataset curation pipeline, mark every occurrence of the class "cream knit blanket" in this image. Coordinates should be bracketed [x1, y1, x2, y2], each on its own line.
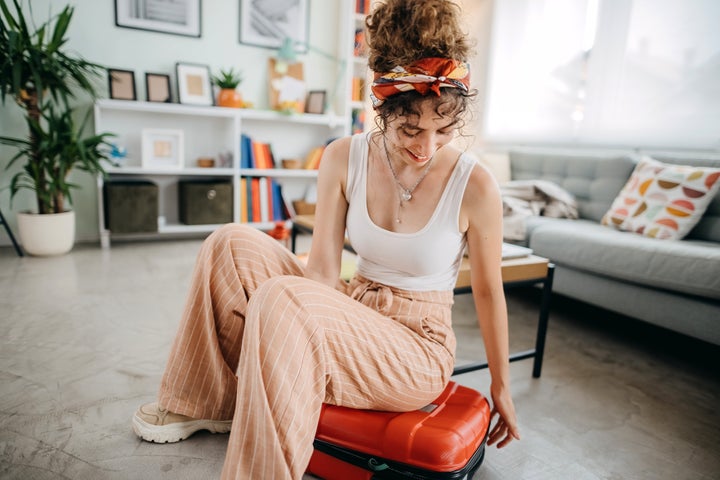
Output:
[501, 180, 579, 241]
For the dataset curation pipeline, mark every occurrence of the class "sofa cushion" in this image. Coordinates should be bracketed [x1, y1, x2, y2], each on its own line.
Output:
[528, 219, 720, 300]
[509, 151, 636, 222]
[650, 155, 720, 242]
[600, 156, 720, 240]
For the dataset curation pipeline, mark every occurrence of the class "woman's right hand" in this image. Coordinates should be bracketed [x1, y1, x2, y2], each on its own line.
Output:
[487, 384, 520, 448]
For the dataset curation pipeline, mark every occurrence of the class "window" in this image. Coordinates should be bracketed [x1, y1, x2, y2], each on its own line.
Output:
[484, 0, 720, 149]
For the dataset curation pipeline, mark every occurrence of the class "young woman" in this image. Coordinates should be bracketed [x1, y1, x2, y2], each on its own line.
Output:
[132, 0, 519, 478]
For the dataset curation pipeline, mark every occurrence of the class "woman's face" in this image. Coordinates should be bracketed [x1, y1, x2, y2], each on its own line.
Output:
[384, 100, 458, 167]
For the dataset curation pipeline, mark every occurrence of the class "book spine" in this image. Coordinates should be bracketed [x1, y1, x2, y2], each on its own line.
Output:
[271, 179, 282, 220]
[240, 178, 248, 223]
[251, 178, 261, 222]
[258, 177, 270, 222]
[252, 141, 267, 169]
[241, 134, 254, 169]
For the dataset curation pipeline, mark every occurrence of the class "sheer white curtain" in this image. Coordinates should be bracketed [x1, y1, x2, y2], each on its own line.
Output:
[483, 0, 720, 149]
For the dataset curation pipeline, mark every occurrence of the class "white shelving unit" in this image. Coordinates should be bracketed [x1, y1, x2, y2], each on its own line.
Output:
[94, 99, 347, 247]
[94, 5, 369, 247]
[339, 3, 373, 135]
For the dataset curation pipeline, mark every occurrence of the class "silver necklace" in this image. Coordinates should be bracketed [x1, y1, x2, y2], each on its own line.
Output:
[382, 136, 434, 223]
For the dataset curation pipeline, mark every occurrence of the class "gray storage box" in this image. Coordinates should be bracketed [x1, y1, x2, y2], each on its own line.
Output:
[104, 180, 158, 233]
[179, 179, 233, 225]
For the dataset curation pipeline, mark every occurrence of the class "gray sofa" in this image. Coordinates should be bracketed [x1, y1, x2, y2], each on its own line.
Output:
[507, 150, 720, 346]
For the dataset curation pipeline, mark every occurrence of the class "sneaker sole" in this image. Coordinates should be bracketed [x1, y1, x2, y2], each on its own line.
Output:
[132, 414, 232, 443]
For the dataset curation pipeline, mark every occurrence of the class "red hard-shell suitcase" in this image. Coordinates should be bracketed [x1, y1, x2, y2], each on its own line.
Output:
[306, 381, 491, 480]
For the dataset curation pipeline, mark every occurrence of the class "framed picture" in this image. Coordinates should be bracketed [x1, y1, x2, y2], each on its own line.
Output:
[141, 129, 184, 169]
[108, 69, 137, 101]
[176, 62, 213, 106]
[114, 0, 201, 38]
[145, 73, 172, 103]
[305, 90, 326, 114]
[239, 0, 309, 51]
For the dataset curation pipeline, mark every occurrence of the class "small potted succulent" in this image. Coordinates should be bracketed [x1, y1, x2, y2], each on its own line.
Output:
[211, 67, 244, 108]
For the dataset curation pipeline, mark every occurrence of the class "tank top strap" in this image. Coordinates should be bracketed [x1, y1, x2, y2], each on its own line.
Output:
[345, 133, 370, 202]
[436, 153, 476, 230]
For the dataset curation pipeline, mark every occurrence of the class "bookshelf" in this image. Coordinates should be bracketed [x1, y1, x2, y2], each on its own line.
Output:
[342, 1, 373, 135]
[94, 99, 345, 247]
[94, 5, 372, 247]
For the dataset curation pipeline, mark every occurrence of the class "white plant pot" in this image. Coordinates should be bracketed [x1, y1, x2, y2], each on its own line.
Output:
[17, 210, 76, 256]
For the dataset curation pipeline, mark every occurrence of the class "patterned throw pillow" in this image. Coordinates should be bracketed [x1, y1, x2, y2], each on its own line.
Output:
[601, 156, 720, 240]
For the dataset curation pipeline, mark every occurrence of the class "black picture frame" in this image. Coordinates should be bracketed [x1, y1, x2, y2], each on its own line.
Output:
[239, 0, 309, 51]
[108, 68, 137, 101]
[145, 73, 172, 103]
[114, 0, 202, 38]
[305, 90, 326, 114]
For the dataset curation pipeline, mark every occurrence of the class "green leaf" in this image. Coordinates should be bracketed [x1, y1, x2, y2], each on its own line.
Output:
[1, 1, 112, 213]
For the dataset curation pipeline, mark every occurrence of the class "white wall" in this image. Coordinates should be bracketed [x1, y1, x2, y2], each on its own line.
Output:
[0, 0, 342, 246]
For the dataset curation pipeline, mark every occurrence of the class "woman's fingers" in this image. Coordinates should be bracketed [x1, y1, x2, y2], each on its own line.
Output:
[486, 407, 519, 448]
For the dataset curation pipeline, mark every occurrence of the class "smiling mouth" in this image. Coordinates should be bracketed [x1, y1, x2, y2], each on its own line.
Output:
[407, 149, 431, 162]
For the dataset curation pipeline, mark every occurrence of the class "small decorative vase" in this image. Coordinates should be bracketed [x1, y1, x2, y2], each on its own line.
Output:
[17, 210, 75, 256]
[217, 88, 243, 108]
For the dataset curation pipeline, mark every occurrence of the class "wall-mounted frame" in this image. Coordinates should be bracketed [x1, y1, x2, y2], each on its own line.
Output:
[141, 129, 184, 169]
[145, 73, 172, 103]
[114, 0, 201, 38]
[108, 69, 137, 101]
[176, 62, 213, 106]
[239, 0, 309, 51]
[305, 90, 326, 114]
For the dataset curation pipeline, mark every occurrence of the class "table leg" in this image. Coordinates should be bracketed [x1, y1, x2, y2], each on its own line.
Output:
[532, 264, 554, 378]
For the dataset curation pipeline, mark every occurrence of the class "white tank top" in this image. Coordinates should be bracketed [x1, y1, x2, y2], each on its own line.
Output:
[345, 133, 475, 291]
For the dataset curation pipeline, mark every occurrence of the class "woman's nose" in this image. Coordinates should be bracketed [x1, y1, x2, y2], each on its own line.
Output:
[412, 135, 437, 158]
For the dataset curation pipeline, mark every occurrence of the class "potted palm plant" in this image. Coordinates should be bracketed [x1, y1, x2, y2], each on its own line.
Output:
[0, 0, 114, 255]
[211, 67, 244, 108]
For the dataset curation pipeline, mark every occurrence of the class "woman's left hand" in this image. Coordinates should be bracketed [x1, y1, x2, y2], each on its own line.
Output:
[487, 385, 520, 448]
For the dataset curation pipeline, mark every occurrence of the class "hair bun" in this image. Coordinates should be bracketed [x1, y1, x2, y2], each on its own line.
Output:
[365, 0, 471, 73]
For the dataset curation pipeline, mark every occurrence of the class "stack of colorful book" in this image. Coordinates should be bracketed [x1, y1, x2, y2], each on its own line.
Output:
[354, 29, 366, 57]
[239, 177, 289, 224]
[240, 134, 275, 169]
[355, 0, 371, 15]
[351, 77, 365, 102]
[304, 145, 325, 169]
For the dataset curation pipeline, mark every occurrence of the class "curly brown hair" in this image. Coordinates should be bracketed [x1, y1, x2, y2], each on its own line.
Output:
[365, 0, 471, 71]
[364, 0, 476, 132]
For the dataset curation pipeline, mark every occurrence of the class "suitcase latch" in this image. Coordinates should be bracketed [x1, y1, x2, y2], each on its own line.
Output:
[367, 458, 389, 472]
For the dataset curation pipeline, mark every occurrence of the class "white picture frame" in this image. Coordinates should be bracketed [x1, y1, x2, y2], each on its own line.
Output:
[114, 0, 201, 38]
[142, 129, 184, 169]
[176, 62, 213, 106]
[239, 0, 309, 51]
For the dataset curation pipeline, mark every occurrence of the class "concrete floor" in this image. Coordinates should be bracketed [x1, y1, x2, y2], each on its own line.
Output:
[0, 238, 718, 479]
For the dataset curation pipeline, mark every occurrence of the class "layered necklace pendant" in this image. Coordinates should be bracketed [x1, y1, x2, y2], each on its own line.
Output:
[383, 137, 433, 223]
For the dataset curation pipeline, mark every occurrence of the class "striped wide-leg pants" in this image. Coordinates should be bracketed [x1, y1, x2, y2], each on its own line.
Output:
[157, 224, 456, 479]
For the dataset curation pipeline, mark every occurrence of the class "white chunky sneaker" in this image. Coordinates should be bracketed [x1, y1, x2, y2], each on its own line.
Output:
[132, 402, 232, 443]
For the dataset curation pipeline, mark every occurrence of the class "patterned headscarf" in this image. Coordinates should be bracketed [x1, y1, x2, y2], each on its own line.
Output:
[370, 57, 470, 108]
